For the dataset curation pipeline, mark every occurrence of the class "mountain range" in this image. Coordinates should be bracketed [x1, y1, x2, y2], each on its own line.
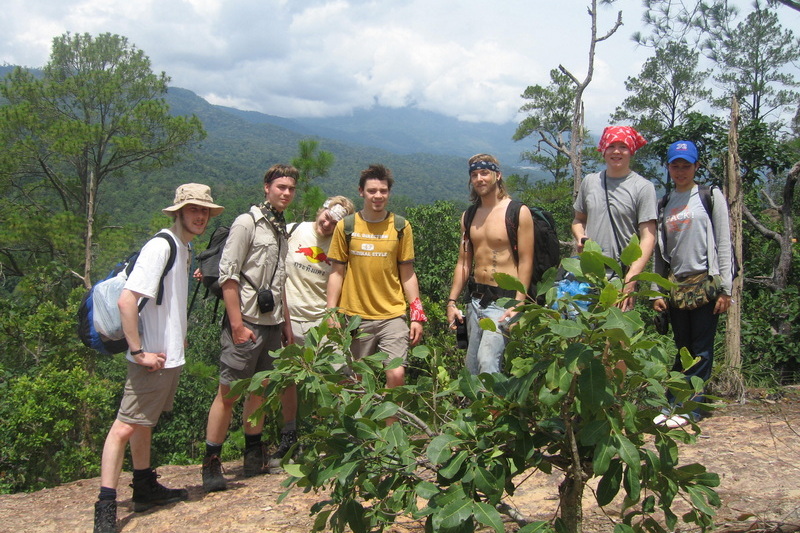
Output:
[1, 64, 546, 221]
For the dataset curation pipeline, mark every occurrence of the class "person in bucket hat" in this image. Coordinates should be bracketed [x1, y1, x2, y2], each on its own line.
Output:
[94, 183, 223, 533]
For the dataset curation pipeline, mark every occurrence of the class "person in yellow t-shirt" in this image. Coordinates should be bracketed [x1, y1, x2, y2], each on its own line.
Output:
[326, 164, 426, 393]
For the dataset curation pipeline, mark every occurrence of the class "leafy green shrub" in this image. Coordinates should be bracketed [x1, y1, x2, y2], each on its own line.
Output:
[0, 365, 116, 493]
[236, 241, 720, 533]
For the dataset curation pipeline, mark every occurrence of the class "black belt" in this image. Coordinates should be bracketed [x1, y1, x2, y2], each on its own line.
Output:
[468, 281, 516, 307]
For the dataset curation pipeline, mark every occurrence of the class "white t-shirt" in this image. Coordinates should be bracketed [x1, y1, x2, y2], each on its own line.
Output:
[285, 222, 333, 322]
[123, 229, 190, 368]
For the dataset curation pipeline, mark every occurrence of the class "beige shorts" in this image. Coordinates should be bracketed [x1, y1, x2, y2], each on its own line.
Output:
[351, 316, 409, 367]
[290, 319, 322, 347]
[117, 362, 183, 427]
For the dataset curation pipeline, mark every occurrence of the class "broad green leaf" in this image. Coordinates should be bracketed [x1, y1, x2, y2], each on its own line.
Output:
[516, 522, 554, 533]
[415, 480, 440, 499]
[474, 467, 500, 496]
[479, 317, 497, 332]
[577, 359, 611, 408]
[494, 272, 526, 294]
[473, 501, 504, 533]
[578, 419, 610, 446]
[619, 234, 642, 267]
[283, 463, 304, 477]
[439, 450, 469, 479]
[370, 401, 400, 421]
[549, 319, 583, 338]
[427, 434, 462, 464]
[616, 434, 641, 477]
[436, 498, 474, 529]
[623, 462, 641, 501]
[687, 485, 718, 517]
[613, 525, 636, 533]
[596, 458, 623, 506]
[384, 420, 409, 451]
[593, 433, 616, 475]
[579, 251, 606, 278]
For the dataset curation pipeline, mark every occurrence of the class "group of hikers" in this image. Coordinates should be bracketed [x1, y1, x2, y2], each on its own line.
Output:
[92, 125, 736, 533]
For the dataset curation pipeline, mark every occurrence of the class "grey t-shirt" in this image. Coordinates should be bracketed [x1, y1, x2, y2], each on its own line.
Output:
[573, 170, 657, 260]
[655, 185, 734, 295]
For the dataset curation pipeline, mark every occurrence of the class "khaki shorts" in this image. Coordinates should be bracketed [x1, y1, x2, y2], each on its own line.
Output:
[351, 316, 409, 367]
[117, 362, 183, 427]
[290, 319, 322, 347]
[219, 320, 282, 385]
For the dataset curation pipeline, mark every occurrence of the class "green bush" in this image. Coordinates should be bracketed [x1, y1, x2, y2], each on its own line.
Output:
[237, 240, 720, 533]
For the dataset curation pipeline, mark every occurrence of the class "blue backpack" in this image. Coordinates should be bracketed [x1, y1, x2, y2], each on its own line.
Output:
[77, 232, 177, 355]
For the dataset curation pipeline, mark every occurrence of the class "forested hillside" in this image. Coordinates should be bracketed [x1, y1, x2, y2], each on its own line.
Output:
[102, 87, 531, 228]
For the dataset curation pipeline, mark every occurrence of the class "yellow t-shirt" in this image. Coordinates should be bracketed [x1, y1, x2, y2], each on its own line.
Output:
[327, 212, 415, 320]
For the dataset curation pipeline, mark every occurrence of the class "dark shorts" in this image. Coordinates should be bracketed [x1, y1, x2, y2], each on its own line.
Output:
[219, 320, 282, 386]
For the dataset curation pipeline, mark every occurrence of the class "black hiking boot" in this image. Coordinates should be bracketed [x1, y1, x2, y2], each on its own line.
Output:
[267, 430, 298, 474]
[243, 443, 266, 477]
[130, 469, 189, 512]
[202, 454, 227, 492]
[93, 499, 117, 533]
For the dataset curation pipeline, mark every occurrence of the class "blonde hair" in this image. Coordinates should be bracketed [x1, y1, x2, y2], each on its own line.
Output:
[317, 195, 355, 218]
[468, 153, 507, 203]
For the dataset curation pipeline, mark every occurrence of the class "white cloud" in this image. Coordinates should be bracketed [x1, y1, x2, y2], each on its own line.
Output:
[1, 0, 797, 131]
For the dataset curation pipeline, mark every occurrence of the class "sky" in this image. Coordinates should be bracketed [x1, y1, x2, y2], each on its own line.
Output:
[2, 0, 799, 133]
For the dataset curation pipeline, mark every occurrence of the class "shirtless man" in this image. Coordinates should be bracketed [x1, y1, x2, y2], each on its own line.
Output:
[446, 154, 534, 374]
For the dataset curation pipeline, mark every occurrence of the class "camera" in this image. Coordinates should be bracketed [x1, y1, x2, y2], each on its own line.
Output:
[455, 320, 468, 350]
[257, 288, 275, 313]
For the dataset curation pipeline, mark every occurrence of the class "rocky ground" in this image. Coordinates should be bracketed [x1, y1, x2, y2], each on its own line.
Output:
[1, 390, 799, 532]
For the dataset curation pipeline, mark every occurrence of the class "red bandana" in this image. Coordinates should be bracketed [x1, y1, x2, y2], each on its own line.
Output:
[597, 126, 647, 154]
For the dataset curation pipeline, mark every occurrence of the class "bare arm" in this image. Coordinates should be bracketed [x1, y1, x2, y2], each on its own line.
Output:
[326, 262, 346, 325]
[399, 261, 423, 346]
[118, 288, 165, 371]
[572, 210, 588, 253]
[619, 219, 656, 312]
[447, 215, 472, 327]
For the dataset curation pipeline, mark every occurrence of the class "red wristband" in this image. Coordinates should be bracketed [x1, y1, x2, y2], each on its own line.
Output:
[409, 297, 428, 322]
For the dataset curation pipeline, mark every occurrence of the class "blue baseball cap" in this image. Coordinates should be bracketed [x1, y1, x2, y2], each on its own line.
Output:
[667, 140, 698, 164]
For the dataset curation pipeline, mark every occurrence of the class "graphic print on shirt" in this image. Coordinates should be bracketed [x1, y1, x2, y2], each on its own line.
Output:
[295, 245, 330, 265]
[666, 204, 694, 235]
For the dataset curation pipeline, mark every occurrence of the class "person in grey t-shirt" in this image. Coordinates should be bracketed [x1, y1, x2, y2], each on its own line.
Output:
[652, 140, 734, 428]
[572, 125, 657, 311]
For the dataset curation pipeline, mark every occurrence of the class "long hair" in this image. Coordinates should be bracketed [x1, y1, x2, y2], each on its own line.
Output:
[467, 153, 508, 204]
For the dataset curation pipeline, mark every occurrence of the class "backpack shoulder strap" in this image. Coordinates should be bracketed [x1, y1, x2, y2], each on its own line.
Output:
[462, 204, 479, 243]
[506, 200, 524, 264]
[153, 231, 178, 305]
[392, 213, 406, 239]
[287, 222, 301, 238]
[343, 214, 356, 244]
[698, 185, 714, 219]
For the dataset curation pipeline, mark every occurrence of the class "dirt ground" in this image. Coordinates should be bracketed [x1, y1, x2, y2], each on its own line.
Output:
[2, 390, 800, 533]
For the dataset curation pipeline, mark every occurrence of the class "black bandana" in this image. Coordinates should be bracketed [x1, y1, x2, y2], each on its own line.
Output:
[468, 160, 499, 175]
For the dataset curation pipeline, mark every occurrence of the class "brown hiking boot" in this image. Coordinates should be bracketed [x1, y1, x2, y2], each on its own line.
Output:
[202, 454, 227, 492]
[130, 469, 188, 512]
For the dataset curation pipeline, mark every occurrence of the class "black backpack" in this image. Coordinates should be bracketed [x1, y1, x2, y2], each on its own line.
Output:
[657, 185, 740, 279]
[463, 200, 561, 299]
[77, 232, 177, 355]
